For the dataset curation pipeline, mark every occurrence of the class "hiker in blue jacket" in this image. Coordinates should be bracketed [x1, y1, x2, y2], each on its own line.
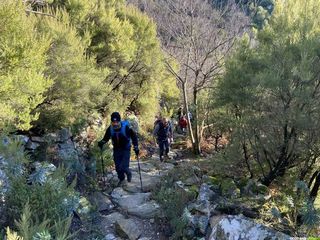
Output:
[98, 112, 139, 185]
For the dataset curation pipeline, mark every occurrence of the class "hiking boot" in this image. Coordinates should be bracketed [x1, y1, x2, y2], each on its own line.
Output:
[160, 156, 164, 162]
[116, 179, 125, 187]
[165, 154, 171, 160]
[127, 172, 132, 183]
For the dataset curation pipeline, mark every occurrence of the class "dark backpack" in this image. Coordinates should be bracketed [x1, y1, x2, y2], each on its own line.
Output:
[156, 122, 171, 140]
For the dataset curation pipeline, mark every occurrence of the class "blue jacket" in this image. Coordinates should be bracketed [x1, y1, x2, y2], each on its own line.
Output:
[102, 121, 138, 150]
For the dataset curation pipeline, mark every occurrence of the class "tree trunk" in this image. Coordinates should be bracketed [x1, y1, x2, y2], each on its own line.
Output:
[243, 142, 254, 179]
[193, 88, 201, 154]
[310, 171, 320, 201]
[308, 170, 319, 189]
[182, 82, 195, 147]
[261, 124, 290, 186]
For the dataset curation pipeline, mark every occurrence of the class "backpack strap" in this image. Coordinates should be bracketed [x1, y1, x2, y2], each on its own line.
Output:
[120, 120, 129, 139]
[110, 120, 131, 148]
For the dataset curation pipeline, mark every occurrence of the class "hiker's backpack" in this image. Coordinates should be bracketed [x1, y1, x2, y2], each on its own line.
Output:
[126, 115, 139, 134]
[156, 121, 171, 140]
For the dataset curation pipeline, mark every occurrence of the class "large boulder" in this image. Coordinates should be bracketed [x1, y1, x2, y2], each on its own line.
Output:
[209, 215, 290, 240]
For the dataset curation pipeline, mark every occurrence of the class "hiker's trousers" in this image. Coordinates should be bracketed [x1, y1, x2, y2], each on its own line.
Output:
[158, 139, 170, 157]
[113, 148, 131, 181]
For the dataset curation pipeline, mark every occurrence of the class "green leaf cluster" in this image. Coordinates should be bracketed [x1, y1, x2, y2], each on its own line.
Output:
[0, 1, 52, 131]
[1, 0, 178, 133]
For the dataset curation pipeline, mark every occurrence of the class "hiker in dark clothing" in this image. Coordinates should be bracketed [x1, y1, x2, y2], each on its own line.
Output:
[153, 115, 162, 129]
[176, 107, 183, 121]
[98, 112, 139, 185]
[153, 117, 173, 162]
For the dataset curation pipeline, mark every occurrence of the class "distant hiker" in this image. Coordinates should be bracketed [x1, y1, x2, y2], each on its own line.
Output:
[188, 111, 193, 123]
[98, 112, 139, 186]
[153, 117, 173, 162]
[176, 107, 183, 121]
[179, 115, 188, 134]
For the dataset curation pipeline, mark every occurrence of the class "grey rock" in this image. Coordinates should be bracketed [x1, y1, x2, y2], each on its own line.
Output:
[127, 200, 161, 218]
[197, 215, 209, 234]
[130, 161, 157, 173]
[105, 233, 118, 240]
[123, 172, 160, 193]
[167, 151, 177, 159]
[25, 140, 40, 150]
[188, 201, 216, 215]
[58, 128, 72, 142]
[184, 176, 199, 186]
[111, 188, 159, 218]
[111, 188, 151, 209]
[198, 183, 215, 201]
[160, 162, 175, 171]
[183, 208, 209, 235]
[115, 218, 142, 240]
[209, 215, 290, 240]
[89, 192, 115, 212]
[104, 212, 126, 225]
[99, 213, 125, 236]
[31, 136, 45, 143]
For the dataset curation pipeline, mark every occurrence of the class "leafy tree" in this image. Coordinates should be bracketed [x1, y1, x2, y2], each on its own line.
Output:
[33, 10, 108, 131]
[0, 0, 52, 132]
[48, 0, 178, 126]
[216, 0, 320, 187]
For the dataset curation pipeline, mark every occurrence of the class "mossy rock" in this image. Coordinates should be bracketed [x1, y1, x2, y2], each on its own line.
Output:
[221, 178, 240, 198]
[189, 185, 199, 196]
[208, 175, 224, 186]
[76, 197, 95, 222]
[243, 179, 270, 196]
[237, 178, 249, 190]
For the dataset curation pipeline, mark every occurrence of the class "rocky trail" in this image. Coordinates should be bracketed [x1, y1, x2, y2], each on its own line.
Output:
[74, 149, 182, 240]
[4, 129, 292, 240]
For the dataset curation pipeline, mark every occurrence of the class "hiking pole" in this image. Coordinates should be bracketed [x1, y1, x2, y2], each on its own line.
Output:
[100, 149, 106, 186]
[136, 154, 143, 192]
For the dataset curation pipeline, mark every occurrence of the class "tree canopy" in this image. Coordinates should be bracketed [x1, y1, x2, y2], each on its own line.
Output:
[216, 0, 320, 185]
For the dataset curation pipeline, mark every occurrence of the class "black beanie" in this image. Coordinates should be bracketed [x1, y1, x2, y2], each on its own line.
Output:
[111, 112, 121, 122]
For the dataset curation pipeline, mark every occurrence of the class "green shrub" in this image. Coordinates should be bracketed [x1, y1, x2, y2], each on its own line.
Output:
[5, 167, 78, 227]
[153, 170, 197, 239]
[7, 202, 73, 240]
[90, 144, 114, 174]
[263, 181, 320, 236]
